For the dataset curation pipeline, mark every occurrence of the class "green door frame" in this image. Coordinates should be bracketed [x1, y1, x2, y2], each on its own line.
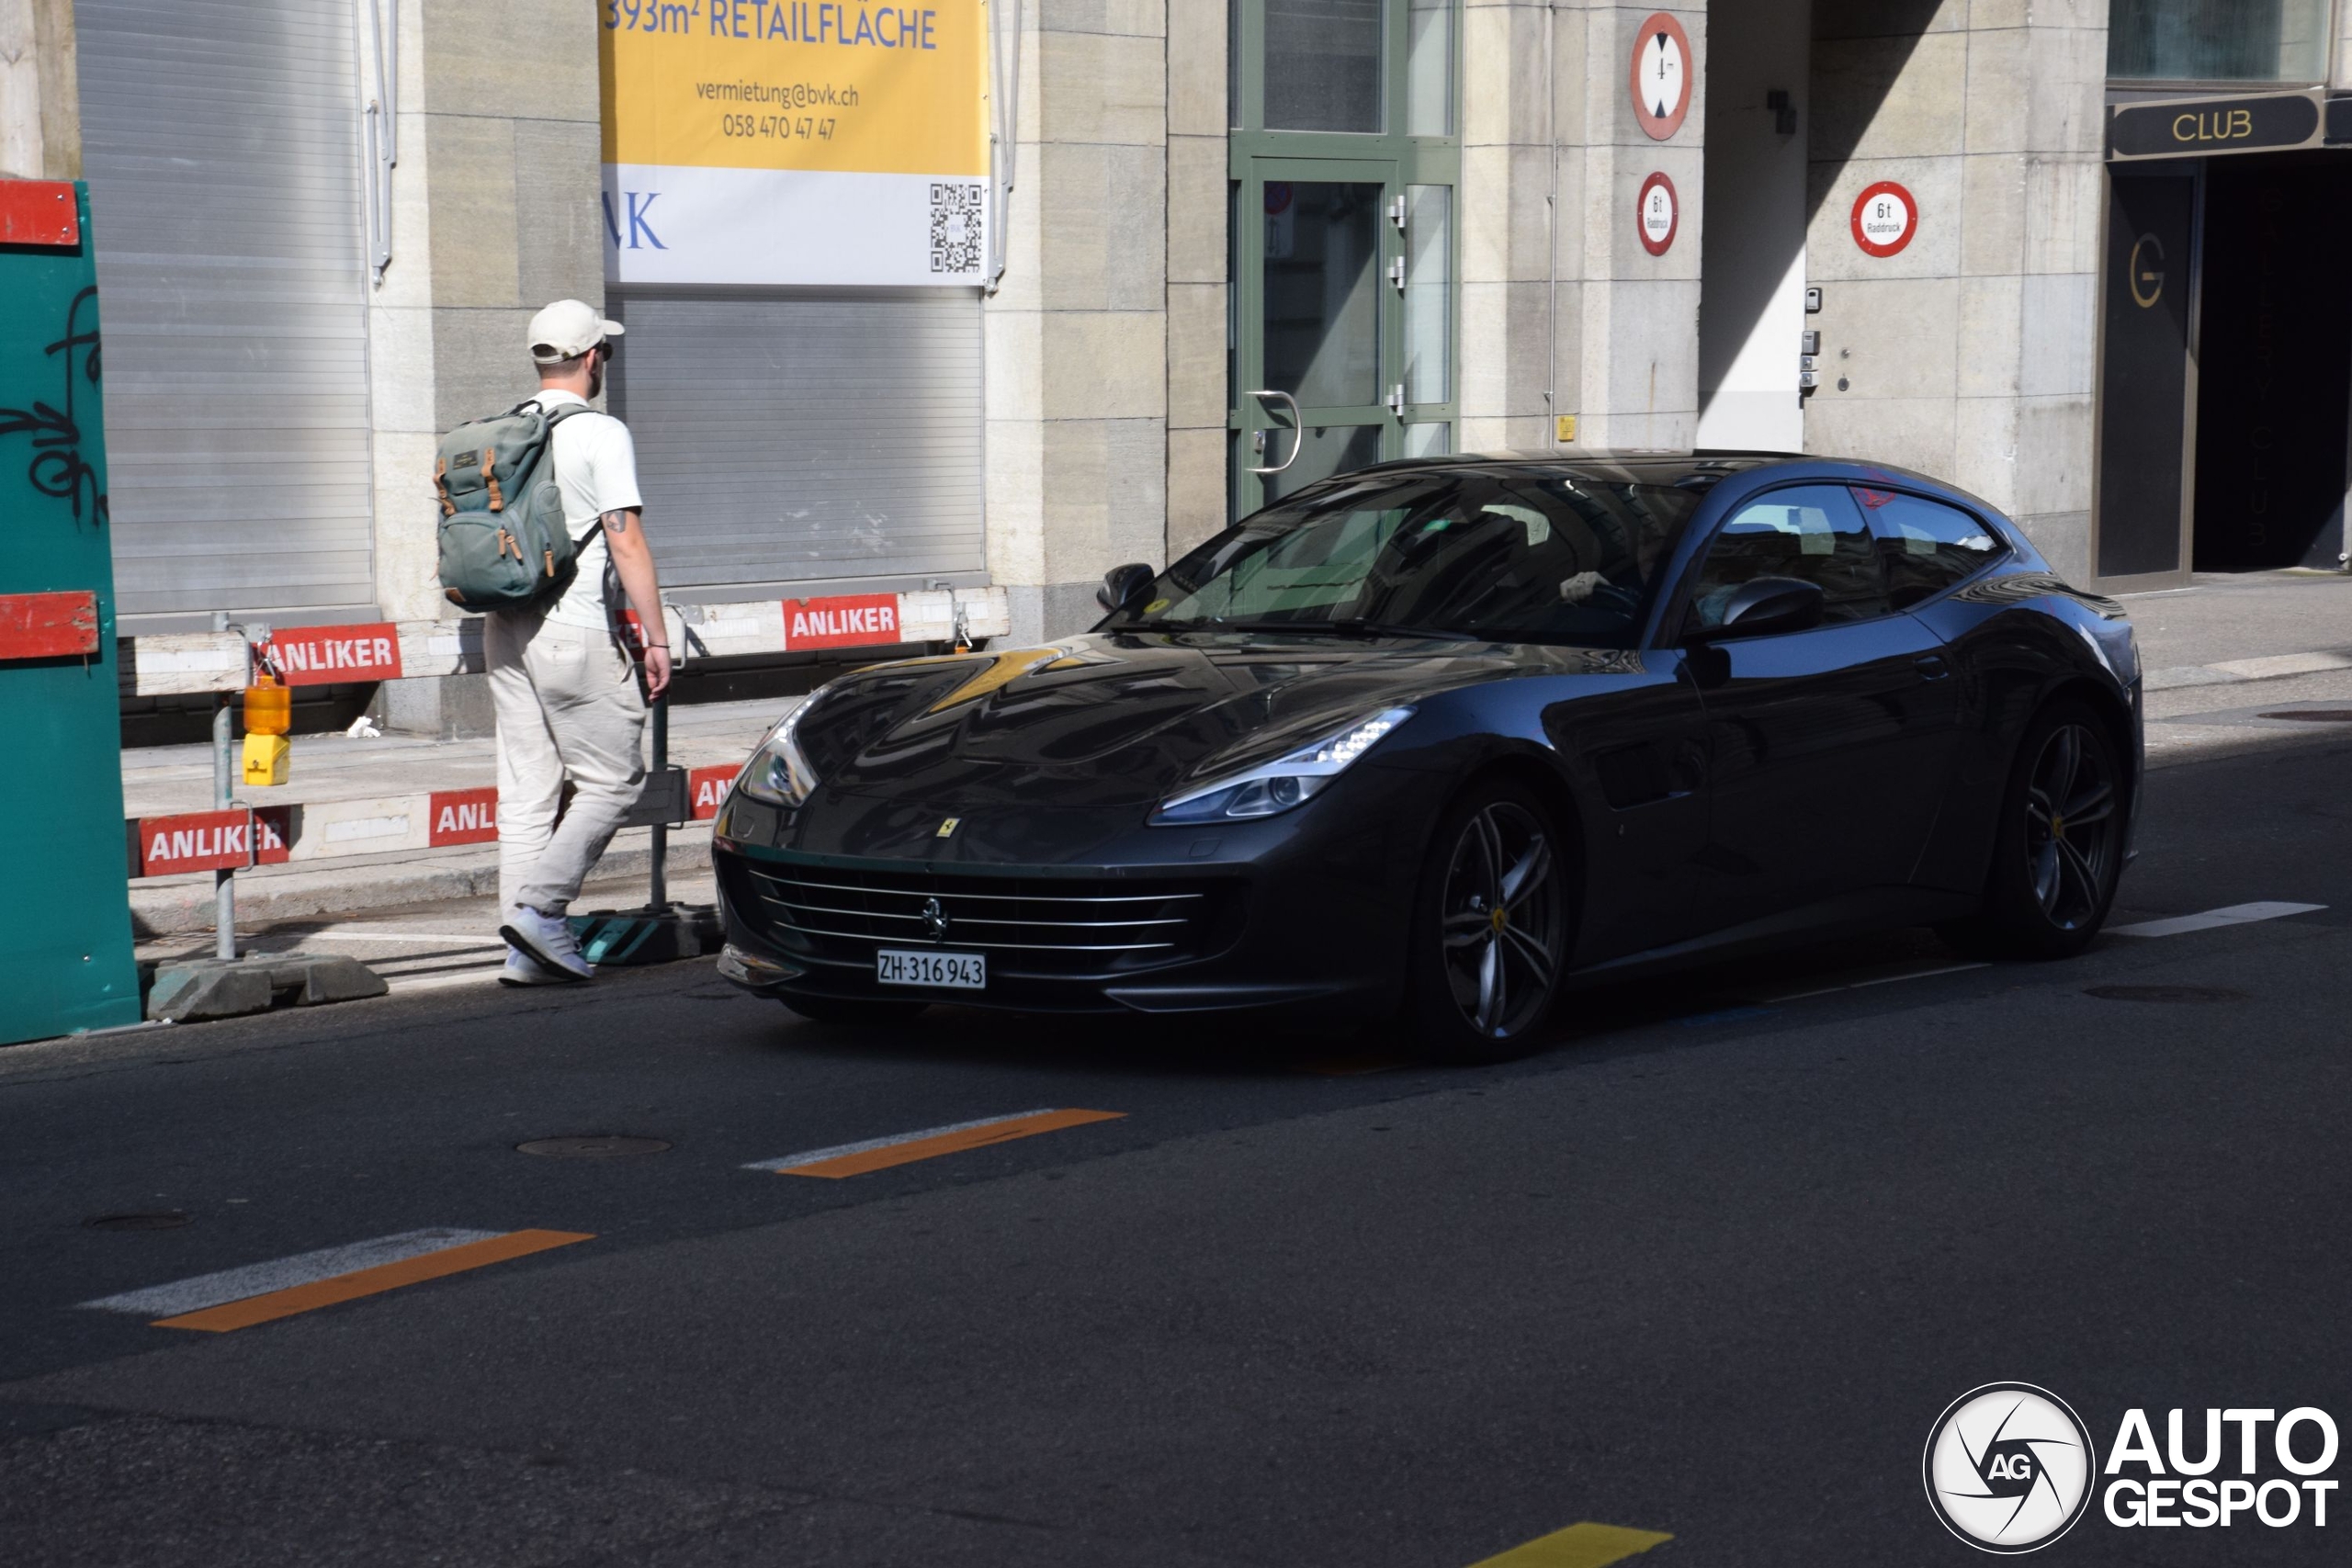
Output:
[1227, 0, 1461, 521]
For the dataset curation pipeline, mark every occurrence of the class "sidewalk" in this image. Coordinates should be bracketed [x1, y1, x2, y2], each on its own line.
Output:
[125, 696, 786, 937]
[119, 570, 2352, 939]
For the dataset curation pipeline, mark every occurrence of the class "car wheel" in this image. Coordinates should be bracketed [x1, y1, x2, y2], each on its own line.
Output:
[1941, 700, 2126, 960]
[777, 994, 930, 1026]
[1406, 781, 1574, 1063]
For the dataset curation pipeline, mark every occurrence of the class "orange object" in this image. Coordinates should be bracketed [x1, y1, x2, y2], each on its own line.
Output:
[242, 673, 291, 735]
[153, 1230, 594, 1333]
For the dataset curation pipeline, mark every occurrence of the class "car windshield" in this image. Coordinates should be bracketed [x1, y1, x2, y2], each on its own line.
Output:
[1107, 470, 1704, 647]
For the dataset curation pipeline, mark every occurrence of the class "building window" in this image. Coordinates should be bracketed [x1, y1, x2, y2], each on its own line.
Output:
[2107, 0, 2334, 84]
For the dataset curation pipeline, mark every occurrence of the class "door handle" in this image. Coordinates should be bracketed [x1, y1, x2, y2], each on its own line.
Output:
[1915, 654, 1950, 680]
[1247, 389, 1302, 475]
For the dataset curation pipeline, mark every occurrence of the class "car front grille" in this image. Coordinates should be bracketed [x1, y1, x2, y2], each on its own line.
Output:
[725, 859, 1243, 979]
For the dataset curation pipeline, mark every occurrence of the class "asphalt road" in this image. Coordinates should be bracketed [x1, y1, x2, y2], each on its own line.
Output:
[6, 727, 2352, 1567]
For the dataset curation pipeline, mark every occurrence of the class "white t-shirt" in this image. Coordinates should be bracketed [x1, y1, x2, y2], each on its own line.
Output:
[526, 390, 645, 631]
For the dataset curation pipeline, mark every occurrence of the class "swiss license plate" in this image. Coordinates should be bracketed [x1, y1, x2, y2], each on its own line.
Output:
[876, 948, 986, 990]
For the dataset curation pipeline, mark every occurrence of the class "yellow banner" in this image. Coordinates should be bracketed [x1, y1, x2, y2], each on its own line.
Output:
[599, 1, 989, 176]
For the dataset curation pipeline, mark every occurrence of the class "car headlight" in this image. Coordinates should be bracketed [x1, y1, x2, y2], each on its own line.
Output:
[1150, 707, 1414, 825]
[733, 694, 823, 807]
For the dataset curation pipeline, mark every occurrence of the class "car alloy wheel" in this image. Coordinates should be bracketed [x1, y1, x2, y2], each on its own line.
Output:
[2022, 720, 2120, 932]
[1435, 797, 1567, 1043]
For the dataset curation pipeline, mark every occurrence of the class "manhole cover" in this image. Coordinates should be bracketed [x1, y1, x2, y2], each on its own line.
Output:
[83, 1211, 191, 1231]
[2260, 710, 2352, 722]
[2085, 985, 2247, 1004]
[515, 1134, 672, 1158]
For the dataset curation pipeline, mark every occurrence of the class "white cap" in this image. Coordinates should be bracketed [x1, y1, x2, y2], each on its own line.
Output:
[526, 299, 624, 364]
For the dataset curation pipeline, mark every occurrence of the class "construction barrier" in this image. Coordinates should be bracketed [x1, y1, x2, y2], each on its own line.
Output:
[125, 766, 741, 880]
[118, 587, 1010, 697]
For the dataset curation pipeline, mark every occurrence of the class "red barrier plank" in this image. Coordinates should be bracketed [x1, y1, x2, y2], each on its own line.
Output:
[260, 623, 403, 685]
[0, 591, 99, 659]
[0, 181, 79, 247]
[688, 765, 736, 820]
[426, 787, 499, 846]
[128, 808, 295, 877]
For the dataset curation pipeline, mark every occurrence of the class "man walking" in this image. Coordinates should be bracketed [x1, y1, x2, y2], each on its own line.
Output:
[492, 299, 673, 985]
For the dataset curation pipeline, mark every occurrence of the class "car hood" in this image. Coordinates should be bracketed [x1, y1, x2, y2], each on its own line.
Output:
[778, 632, 1538, 861]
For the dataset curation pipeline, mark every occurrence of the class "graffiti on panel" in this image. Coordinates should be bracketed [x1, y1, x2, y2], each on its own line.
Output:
[0, 286, 107, 527]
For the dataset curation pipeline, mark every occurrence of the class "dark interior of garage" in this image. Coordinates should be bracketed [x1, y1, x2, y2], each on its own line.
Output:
[2193, 152, 2352, 571]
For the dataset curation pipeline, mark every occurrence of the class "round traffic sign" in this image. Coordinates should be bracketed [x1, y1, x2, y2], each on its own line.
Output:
[1850, 180, 1917, 257]
[1636, 172, 1678, 255]
[1630, 14, 1693, 141]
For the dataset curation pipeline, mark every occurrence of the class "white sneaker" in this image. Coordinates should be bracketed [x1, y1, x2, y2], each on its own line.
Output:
[498, 904, 595, 981]
[497, 948, 571, 987]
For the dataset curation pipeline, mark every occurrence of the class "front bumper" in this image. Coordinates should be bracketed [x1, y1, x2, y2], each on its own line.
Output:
[708, 770, 1435, 1020]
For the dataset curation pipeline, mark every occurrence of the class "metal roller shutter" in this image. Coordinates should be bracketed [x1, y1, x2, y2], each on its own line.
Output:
[77, 0, 375, 628]
[607, 288, 985, 598]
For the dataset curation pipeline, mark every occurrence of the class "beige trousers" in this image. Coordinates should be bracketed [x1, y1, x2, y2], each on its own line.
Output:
[485, 609, 647, 916]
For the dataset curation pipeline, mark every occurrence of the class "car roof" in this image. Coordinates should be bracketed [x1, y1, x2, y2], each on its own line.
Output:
[1345, 449, 1802, 488]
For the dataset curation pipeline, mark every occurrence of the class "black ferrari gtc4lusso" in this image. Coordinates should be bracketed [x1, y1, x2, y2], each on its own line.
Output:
[710, 454, 2141, 1060]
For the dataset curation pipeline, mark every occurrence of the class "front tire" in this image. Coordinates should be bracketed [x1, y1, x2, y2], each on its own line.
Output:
[1941, 700, 2125, 959]
[777, 994, 930, 1026]
[1405, 780, 1574, 1063]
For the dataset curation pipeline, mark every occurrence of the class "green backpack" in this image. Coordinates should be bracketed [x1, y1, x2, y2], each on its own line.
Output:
[433, 400, 593, 612]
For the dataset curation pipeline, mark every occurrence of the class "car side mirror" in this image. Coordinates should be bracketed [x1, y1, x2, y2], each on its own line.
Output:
[1097, 561, 1157, 615]
[1686, 576, 1826, 641]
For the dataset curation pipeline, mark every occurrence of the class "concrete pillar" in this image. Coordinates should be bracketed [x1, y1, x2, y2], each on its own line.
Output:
[985, 4, 1170, 647]
[0, 0, 77, 181]
[371, 0, 605, 736]
[1804, 0, 2104, 580]
[1166, 2, 1228, 561]
[1460, 0, 1569, 453]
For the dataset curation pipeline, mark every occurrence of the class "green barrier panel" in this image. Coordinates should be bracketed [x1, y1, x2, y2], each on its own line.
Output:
[0, 182, 141, 1043]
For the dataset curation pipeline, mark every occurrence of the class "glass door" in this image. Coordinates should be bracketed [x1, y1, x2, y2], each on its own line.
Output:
[1227, 0, 1459, 521]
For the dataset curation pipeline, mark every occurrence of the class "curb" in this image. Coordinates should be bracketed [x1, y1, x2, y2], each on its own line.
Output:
[130, 830, 714, 937]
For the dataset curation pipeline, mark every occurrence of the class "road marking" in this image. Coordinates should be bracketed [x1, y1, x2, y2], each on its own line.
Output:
[747, 1108, 1125, 1179]
[2108, 900, 2326, 939]
[1465, 1521, 1674, 1568]
[81, 1227, 591, 1332]
[1764, 960, 1988, 1002]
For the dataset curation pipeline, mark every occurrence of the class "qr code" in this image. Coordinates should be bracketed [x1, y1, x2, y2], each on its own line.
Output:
[931, 182, 984, 274]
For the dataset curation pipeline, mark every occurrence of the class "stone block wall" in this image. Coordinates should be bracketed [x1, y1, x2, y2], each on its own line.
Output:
[987, 0, 1170, 646]
[1804, 0, 2107, 581]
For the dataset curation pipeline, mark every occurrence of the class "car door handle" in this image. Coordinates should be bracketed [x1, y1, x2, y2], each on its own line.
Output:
[1915, 654, 1951, 680]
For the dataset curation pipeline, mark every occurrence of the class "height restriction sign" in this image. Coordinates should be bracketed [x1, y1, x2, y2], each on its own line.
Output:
[1630, 13, 1692, 140]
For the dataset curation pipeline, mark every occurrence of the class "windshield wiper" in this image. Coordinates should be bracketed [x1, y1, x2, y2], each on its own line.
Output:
[1221, 617, 1479, 643]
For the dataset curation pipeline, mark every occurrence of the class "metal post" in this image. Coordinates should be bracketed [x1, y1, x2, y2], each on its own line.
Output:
[648, 693, 668, 911]
[210, 611, 236, 961]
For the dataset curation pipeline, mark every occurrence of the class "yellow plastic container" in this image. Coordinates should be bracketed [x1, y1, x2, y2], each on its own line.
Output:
[243, 673, 291, 736]
[242, 732, 290, 786]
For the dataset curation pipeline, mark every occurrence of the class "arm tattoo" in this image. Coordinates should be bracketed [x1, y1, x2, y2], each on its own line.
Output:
[604, 509, 629, 535]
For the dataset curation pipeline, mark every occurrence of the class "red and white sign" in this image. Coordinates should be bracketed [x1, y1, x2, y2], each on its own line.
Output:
[262, 622, 403, 686]
[780, 593, 901, 651]
[1850, 180, 1918, 258]
[129, 807, 294, 876]
[1630, 13, 1692, 141]
[0, 180, 79, 247]
[427, 787, 500, 847]
[1636, 172, 1679, 256]
[688, 765, 737, 820]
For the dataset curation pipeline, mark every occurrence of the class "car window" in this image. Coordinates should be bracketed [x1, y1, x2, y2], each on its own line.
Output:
[1851, 487, 2007, 607]
[1686, 484, 1889, 631]
[1113, 471, 1702, 647]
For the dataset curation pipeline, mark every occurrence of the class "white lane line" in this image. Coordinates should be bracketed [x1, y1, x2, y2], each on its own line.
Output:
[2108, 901, 2327, 939]
[743, 1110, 1061, 1173]
[1764, 961, 1989, 1003]
[80, 1228, 502, 1316]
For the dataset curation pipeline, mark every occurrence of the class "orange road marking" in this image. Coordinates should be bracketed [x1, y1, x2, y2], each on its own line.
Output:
[1465, 1522, 1674, 1568]
[774, 1109, 1125, 1178]
[153, 1229, 594, 1333]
